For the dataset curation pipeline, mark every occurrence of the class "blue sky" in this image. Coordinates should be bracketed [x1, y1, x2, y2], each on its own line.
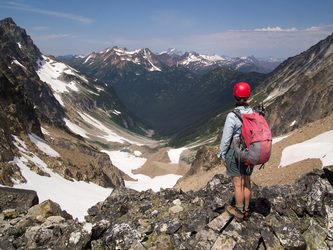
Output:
[1, 0, 333, 58]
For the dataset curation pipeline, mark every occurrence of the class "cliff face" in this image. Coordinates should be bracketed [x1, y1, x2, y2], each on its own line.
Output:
[0, 58, 42, 160]
[0, 18, 66, 126]
[0, 168, 332, 249]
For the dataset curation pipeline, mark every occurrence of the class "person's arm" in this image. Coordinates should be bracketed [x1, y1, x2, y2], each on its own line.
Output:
[219, 113, 236, 162]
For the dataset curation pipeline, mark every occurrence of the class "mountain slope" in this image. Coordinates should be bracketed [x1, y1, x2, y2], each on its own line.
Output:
[0, 57, 42, 164]
[36, 55, 148, 137]
[0, 18, 66, 126]
[0, 18, 149, 137]
[113, 66, 266, 136]
[0, 18, 157, 192]
[252, 32, 333, 136]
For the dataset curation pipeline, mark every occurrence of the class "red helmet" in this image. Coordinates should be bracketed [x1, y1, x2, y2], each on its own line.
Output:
[233, 82, 251, 98]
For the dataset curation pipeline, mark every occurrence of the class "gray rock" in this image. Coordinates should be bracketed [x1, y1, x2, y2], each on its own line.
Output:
[208, 211, 233, 232]
[260, 225, 284, 249]
[104, 223, 144, 248]
[268, 212, 307, 249]
[306, 178, 332, 216]
[0, 168, 332, 249]
[194, 228, 219, 249]
[155, 219, 182, 234]
[303, 218, 329, 249]
[211, 234, 237, 250]
[27, 199, 72, 221]
[0, 186, 38, 213]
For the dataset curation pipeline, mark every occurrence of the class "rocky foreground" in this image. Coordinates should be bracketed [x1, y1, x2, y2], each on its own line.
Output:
[0, 167, 332, 249]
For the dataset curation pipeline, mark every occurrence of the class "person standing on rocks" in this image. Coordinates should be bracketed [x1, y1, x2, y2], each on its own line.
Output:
[218, 82, 254, 222]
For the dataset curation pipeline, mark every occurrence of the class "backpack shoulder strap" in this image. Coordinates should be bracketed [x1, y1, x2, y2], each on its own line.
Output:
[232, 109, 243, 123]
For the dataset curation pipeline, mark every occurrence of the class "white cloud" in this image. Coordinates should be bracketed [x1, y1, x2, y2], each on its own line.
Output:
[2, 2, 94, 24]
[101, 25, 332, 58]
[34, 34, 75, 41]
[254, 26, 298, 32]
[171, 25, 333, 57]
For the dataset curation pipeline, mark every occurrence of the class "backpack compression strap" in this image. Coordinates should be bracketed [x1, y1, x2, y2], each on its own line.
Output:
[232, 110, 243, 123]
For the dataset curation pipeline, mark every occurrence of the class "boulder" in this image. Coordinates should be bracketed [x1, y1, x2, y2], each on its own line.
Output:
[0, 186, 38, 213]
[27, 199, 73, 221]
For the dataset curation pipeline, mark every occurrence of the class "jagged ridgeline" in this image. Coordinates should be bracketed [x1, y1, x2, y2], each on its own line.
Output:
[61, 48, 267, 137]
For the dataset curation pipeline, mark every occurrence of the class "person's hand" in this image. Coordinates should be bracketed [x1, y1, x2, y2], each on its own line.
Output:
[223, 161, 227, 167]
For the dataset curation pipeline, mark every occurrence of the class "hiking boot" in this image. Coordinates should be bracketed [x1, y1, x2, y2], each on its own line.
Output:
[227, 205, 244, 222]
[243, 210, 250, 221]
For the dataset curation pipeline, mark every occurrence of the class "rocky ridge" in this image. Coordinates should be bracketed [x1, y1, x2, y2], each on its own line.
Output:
[254, 32, 333, 137]
[0, 17, 66, 127]
[0, 168, 332, 249]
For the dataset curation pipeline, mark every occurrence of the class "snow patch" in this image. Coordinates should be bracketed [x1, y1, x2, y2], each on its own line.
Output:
[36, 55, 80, 105]
[279, 130, 333, 168]
[12, 59, 27, 70]
[111, 110, 121, 115]
[11, 136, 112, 221]
[272, 135, 290, 144]
[28, 133, 60, 157]
[77, 112, 141, 145]
[102, 150, 182, 192]
[201, 54, 225, 61]
[290, 120, 296, 127]
[83, 54, 93, 64]
[134, 151, 142, 156]
[168, 147, 187, 164]
[64, 118, 89, 138]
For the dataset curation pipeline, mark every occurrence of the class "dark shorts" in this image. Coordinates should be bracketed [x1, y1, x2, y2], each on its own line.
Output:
[225, 148, 254, 177]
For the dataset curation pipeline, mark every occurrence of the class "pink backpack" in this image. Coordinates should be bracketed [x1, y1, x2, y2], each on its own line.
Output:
[232, 109, 272, 167]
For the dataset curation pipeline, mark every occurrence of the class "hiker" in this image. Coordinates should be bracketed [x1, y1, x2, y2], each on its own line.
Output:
[218, 82, 254, 222]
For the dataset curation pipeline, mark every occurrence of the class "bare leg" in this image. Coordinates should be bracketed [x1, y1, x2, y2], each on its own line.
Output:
[232, 176, 244, 208]
[243, 175, 251, 206]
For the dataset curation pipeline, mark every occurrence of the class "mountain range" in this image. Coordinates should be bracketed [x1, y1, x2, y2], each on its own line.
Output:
[59, 47, 274, 136]
[59, 47, 282, 75]
[0, 17, 333, 249]
[0, 16, 332, 156]
[0, 16, 332, 162]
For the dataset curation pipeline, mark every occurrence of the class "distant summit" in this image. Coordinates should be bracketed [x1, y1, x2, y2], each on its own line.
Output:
[159, 48, 184, 56]
[59, 46, 282, 76]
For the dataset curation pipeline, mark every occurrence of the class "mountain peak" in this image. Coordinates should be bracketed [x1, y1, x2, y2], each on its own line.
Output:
[160, 48, 184, 56]
[0, 17, 16, 26]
